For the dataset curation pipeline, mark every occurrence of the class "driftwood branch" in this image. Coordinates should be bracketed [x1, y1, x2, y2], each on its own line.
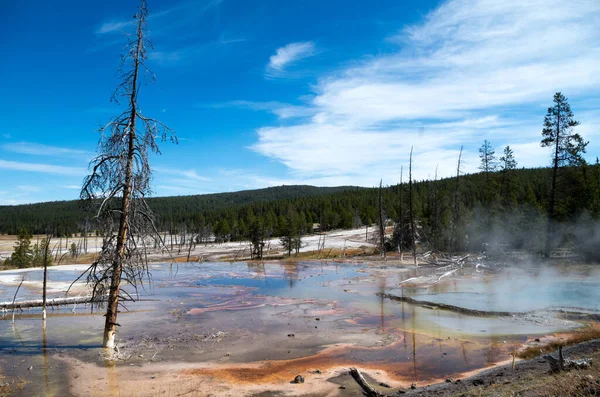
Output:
[349, 368, 387, 397]
[2, 296, 99, 311]
[11, 276, 25, 322]
[377, 293, 517, 317]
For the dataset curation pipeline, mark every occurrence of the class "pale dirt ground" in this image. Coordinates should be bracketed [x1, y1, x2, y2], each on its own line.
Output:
[0, 226, 378, 263]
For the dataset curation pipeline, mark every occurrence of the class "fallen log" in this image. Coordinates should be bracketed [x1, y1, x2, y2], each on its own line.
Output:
[377, 293, 518, 317]
[544, 346, 592, 373]
[349, 367, 387, 397]
[0, 296, 98, 311]
[436, 269, 458, 282]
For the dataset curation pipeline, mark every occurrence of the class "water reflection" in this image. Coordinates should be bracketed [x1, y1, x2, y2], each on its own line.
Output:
[43, 322, 49, 396]
[0, 261, 597, 395]
[281, 263, 299, 288]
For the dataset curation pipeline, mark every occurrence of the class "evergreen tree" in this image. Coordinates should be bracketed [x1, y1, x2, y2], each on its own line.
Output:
[479, 140, 497, 174]
[540, 92, 587, 257]
[499, 146, 517, 206]
[279, 209, 299, 257]
[11, 229, 33, 268]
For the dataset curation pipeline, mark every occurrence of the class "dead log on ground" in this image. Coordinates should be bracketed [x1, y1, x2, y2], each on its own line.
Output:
[544, 346, 592, 373]
[1, 296, 98, 311]
[349, 367, 387, 397]
[2, 296, 157, 312]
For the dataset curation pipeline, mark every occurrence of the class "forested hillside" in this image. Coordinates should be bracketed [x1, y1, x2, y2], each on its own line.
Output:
[1, 163, 599, 258]
[0, 185, 356, 236]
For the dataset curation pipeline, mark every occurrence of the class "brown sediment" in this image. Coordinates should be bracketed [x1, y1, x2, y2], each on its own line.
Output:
[182, 342, 408, 385]
[182, 333, 513, 386]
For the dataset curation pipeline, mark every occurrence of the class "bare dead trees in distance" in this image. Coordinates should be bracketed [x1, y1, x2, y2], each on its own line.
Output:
[408, 147, 417, 266]
[430, 164, 440, 252]
[378, 179, 386, 258]
[396, 167, 404, 260]
[450, 146, 463, 254]
[77, 0, 176, 349]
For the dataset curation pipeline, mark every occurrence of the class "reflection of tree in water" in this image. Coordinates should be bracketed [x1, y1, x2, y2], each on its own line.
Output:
[43, 323, 49, 396]
[461, 341, 471, 366]
[484, 335, 502, 365]
[281, 263, 299, 288]
[378, 277, 386, 331]
[411, 304, 418, 383]
[247, 263, 267, 280]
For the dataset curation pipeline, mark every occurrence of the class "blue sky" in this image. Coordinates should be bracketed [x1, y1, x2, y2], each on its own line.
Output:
[1, 0, 599, 205]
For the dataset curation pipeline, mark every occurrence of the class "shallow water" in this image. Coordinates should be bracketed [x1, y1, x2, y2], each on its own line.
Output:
[0, 261, 597, 395]
[412, 266, 600, 312]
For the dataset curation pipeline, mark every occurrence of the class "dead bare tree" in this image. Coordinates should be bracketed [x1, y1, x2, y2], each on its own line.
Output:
[42, 235, 52, 322]
[431, 164, 439, 252]
[408, 147, 417, 266]
[76, 0, 176, 349]
[397, 166, 404, 260]
[11, 276, 24, 323]
[378, 179, 386, 258]
[450, 146, 463, 254]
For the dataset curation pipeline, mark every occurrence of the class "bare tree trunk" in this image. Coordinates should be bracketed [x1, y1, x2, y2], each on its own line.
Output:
[42, 236, 51, 322]
[349, 368, 384, 397]
[450, 146, 463, 254]
[11, 276, 25, 323]
[409, 147, 417, 266]
[84, 221, 88, 255]
[378, 179, 385, 258]
[398, 166, 403, 261]
[103, 14, 144, 350]
[186, 234, 194, 262]
[432, 164, 439, 252]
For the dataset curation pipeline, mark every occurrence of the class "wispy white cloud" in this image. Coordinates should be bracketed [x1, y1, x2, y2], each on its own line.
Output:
[148, 36, 245, 66]
[156, 185, 215, 196]
[250, 0, 600, 184]
[181, 169, 212, 182]
[0, 160, 86, 176]
[153, 166, 212, 196]
[95, 20, 134, 35]
[93, 0, 229, 61]
[1, 142, 91, 159]
[16, 185, 42, 193]
[94, 0, 196, 35]
[266, 41, 317, 76]
[208, 100, 315, 119]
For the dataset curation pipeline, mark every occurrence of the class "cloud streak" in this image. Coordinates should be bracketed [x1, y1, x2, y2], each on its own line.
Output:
[266, 41, 317, 77]
[208, 100, 315, 119]
[1, 142, 91, 159]
[0, 160, 86, 176]
[250, 0, 600, 184]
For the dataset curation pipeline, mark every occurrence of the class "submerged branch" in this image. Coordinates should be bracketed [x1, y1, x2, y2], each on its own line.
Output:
[377, 293, 518, 317]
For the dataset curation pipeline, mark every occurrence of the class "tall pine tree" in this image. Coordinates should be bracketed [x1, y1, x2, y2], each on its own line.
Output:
[540, 92, 587, 257]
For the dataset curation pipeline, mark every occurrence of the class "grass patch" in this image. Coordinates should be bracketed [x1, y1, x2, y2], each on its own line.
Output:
[518, 326, 600, 360]
[288, 247, 376, 260]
